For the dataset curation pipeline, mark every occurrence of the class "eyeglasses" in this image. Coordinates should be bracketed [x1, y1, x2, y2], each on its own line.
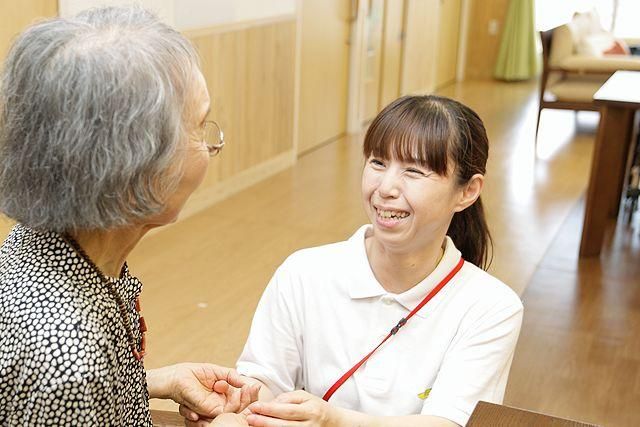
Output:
[202, 120, 225, 157]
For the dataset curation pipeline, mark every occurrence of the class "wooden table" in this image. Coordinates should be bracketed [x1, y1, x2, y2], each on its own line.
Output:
[580, 70, 640, 256]
[152, 402, 601, 426]
[468, 401, 600, 426]
[151, 409, 185, 426]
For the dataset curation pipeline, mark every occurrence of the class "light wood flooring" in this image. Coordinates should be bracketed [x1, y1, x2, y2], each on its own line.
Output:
[121, 80, 636, 424]
[504, 198, 640, 426]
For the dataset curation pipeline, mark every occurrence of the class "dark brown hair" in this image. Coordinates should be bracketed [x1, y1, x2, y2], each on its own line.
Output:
[363, 95, 493, 269]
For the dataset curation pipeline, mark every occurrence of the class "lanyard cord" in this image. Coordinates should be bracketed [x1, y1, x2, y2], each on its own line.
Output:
[322, 257, 464, 402]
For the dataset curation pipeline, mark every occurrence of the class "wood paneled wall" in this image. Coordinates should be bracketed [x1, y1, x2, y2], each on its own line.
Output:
[0, 0, 57, 61]
[0, 0, 58, 239]
[0, 14, 297, 235]
[297, 0, 351, 154]
[464, 0, 510, 80]
[181, 17, 297, 218]
[400, 0, 439, 95]
[378, 0, 404, 109]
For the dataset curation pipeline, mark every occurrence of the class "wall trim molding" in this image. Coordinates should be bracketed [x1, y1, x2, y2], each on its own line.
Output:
[182, 13, 296, 38]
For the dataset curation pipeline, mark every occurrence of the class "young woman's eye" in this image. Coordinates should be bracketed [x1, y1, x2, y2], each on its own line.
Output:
[406, 168, 426, 176]
[370, 158, 385, 167]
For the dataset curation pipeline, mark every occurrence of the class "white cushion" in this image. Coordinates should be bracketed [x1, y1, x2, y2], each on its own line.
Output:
[568, 10, 604, 46]
[577, 33, 616, 56]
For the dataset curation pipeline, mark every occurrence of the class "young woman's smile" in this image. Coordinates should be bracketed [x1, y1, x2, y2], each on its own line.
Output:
[362, 156, 463, 253]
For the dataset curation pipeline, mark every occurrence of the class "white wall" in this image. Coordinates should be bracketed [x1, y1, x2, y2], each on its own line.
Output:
[173, 0, 295, 30]
[58, 0, 296, 30]
[59, 0, 176, 25]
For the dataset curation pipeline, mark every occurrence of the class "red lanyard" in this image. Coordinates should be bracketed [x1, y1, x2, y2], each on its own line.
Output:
[322, 257, 464, 401]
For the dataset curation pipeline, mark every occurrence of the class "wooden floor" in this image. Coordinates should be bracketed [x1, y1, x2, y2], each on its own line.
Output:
[16, 78, 630, 424]
[505, 198, 640, 426]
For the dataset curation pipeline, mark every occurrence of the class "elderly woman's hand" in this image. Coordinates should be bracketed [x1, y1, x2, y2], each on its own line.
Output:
[178, 378, 259, 423]
[148, 363, 260, 418]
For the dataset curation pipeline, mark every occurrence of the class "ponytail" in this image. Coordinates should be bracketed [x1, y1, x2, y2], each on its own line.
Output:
[447, 196, 493, 270]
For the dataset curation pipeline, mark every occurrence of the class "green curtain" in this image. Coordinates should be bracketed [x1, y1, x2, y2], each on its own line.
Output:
[494, 0, 539, 81]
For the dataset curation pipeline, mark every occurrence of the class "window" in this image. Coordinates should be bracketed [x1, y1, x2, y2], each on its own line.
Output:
[536, 0, 640, 40]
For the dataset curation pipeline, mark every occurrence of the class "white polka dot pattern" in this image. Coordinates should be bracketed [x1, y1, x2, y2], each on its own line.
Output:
[0, 225, 151, 425]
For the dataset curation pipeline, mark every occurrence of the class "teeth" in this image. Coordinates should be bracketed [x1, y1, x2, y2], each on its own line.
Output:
[377, 209, 409, 219]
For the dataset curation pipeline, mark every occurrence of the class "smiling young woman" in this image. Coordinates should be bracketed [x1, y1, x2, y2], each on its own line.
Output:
[180, 95, 523, 427]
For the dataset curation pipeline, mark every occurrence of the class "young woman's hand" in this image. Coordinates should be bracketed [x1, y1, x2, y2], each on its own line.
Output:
[246, 390, 343, 426]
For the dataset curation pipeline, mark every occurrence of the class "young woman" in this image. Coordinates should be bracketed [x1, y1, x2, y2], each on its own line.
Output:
[183, 95, 523, 427]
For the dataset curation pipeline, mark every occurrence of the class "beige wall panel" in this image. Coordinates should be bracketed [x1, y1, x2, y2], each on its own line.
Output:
[189, 20, 295, 180]
[464, 0, 509, 80]
[400, 0, 438, 95]
[185, 19, 296, 215]
[0, 1, 57, 61]
[0, 0, 57, 240]
[435, 0, 462, 89]
[378, 0, 405, 109]
[362, 0, 384, 122]
[298, 0, 350, 154]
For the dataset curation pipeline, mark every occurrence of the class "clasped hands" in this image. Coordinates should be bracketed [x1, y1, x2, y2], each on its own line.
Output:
[182, 391, 343, 427]
[160, 364, 342, 426]
[148, 363, 258, 426]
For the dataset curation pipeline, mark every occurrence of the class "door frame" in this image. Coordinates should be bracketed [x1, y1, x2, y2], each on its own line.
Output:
[345, 0, 471, 134]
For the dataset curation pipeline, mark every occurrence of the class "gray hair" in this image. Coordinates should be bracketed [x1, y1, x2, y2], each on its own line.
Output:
[0, 6, 200, 232]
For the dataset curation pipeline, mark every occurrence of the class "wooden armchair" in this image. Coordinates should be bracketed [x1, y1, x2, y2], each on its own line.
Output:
[535, 28, 606, 142]
[536, 13, 640, 150]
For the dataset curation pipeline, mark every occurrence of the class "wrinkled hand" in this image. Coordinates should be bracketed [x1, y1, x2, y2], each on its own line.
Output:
[168, 363, 260, 419]
[245, 390, 341, 427]
[184, 412, 250, 427]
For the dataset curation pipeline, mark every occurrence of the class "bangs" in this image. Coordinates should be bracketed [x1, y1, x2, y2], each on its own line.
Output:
[363, 97, 455, 176]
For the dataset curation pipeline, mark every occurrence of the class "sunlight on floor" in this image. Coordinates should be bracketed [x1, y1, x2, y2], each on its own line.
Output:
[536, 110, 599, 160]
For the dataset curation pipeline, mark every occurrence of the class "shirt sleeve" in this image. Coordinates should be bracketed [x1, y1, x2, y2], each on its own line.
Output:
[236, 262, 304, 396]
[420, 299, 524, 426]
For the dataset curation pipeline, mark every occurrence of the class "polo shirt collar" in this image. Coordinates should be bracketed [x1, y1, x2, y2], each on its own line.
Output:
[394, 236, 462, 317]
[347, 225, 387, 299]
[347, 225, 463, 318]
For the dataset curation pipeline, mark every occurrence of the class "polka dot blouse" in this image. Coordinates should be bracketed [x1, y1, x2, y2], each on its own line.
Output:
[0, 224, 151, 425]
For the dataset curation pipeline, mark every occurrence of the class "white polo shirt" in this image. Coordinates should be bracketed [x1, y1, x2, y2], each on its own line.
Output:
[237, 225, 523, 426]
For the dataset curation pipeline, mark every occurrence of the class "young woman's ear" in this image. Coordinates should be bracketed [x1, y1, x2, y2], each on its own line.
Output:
[454, 173, 484, 212]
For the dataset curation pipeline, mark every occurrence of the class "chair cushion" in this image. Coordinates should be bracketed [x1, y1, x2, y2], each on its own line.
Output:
[549, 24, 574, 68]
[604, 39, 631, 55]
[546, 75, 609, 102]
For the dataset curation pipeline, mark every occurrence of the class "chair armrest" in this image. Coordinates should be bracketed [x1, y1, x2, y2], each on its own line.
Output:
[557, 54, 640, 73]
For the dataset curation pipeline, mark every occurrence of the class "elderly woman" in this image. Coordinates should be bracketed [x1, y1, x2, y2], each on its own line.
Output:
[0, 6, 255, 425]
